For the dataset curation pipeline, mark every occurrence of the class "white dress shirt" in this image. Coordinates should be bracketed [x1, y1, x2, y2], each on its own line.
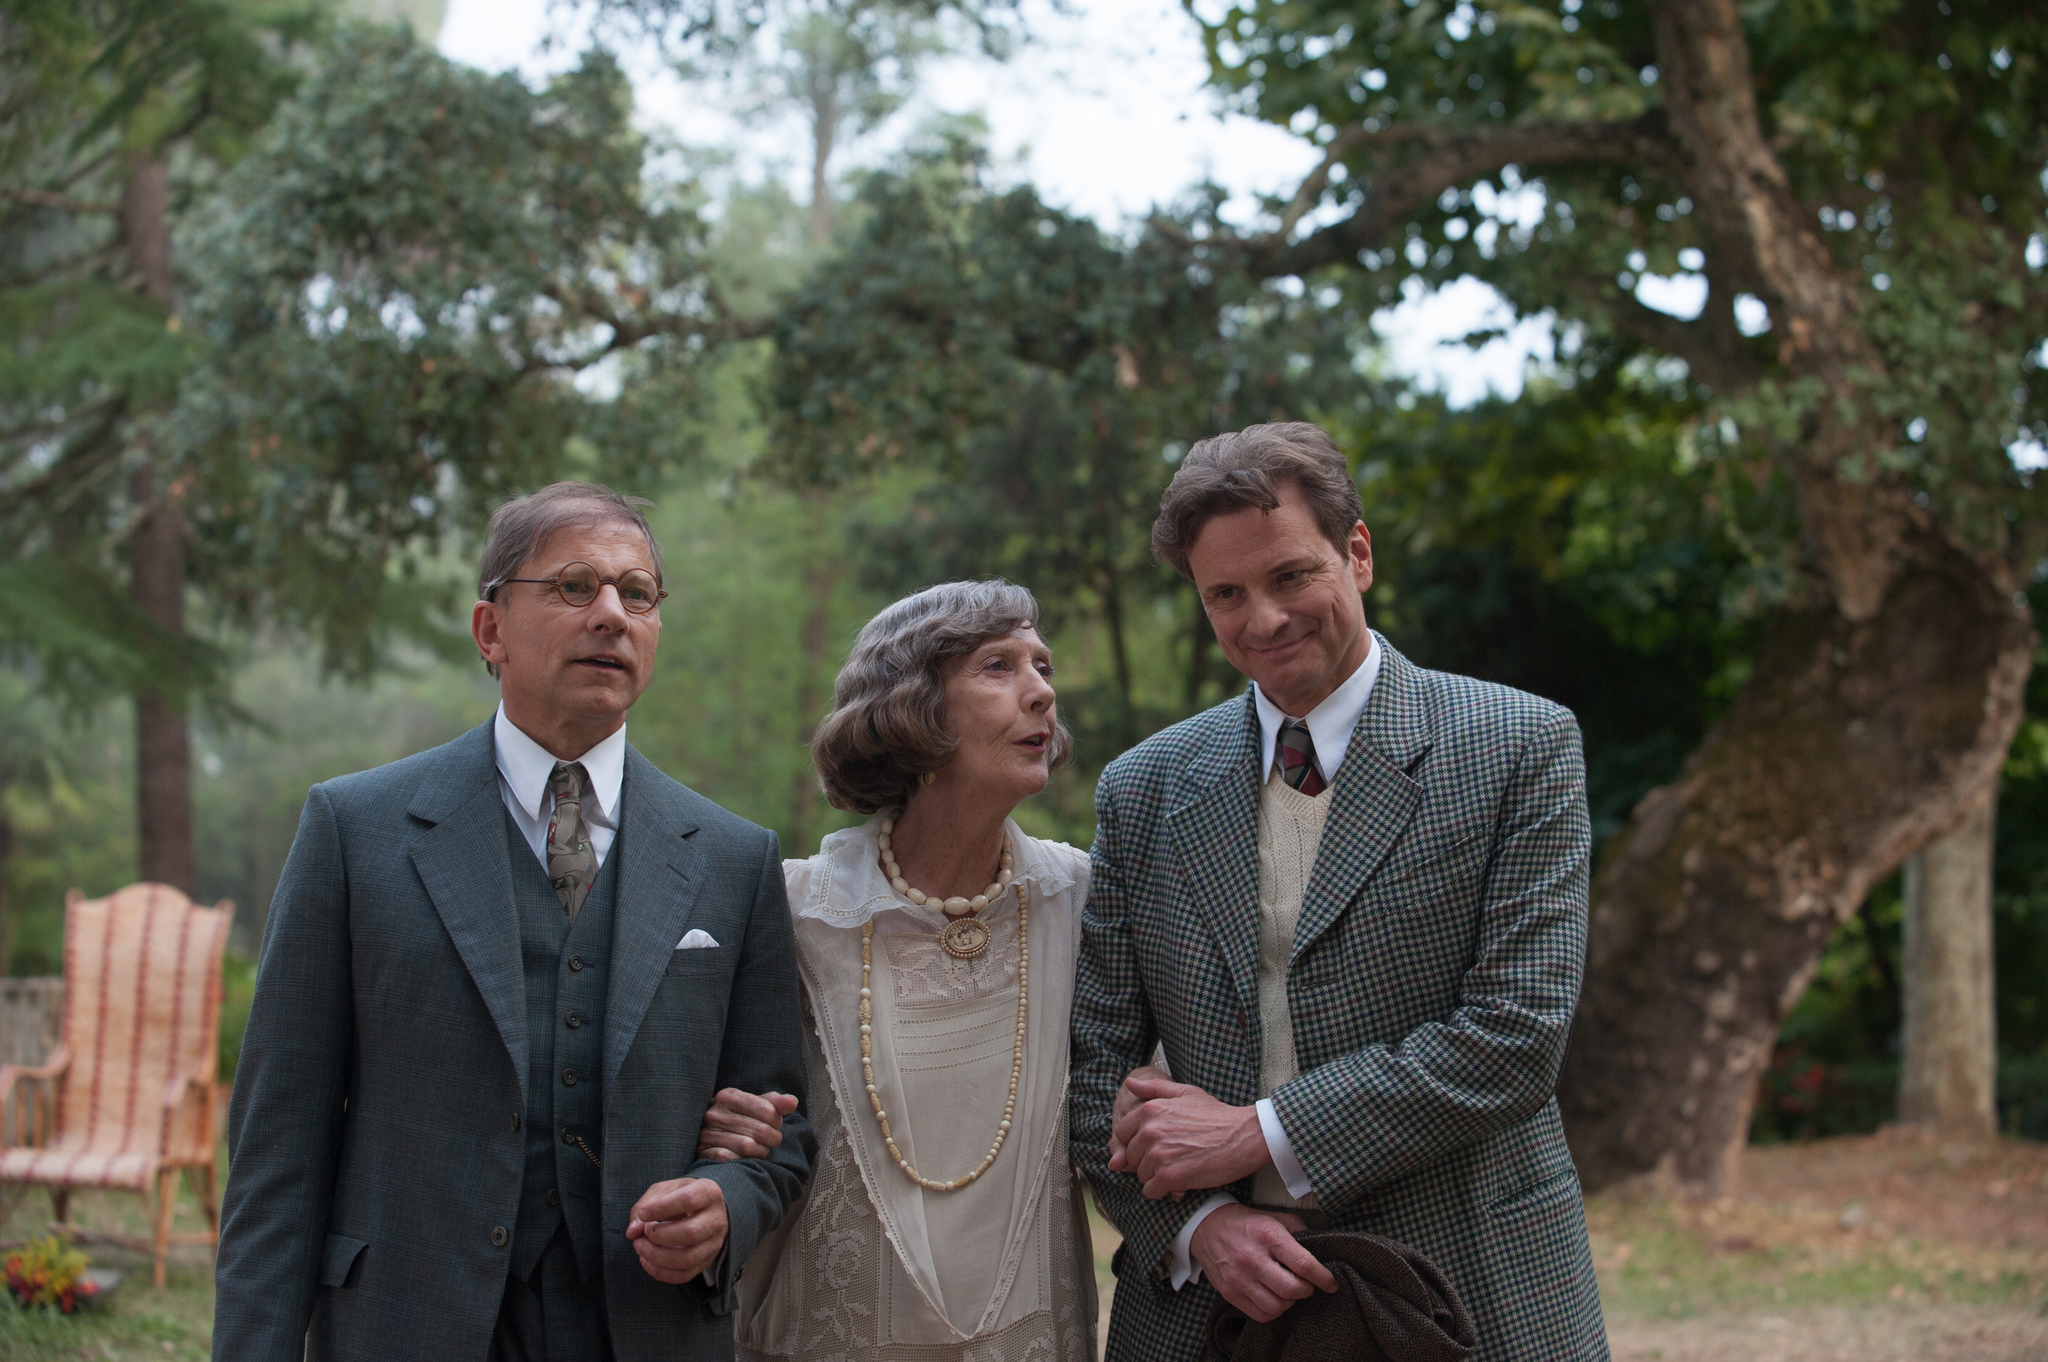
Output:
[1171, 636, 1381, 1288]
[493, 704, 626, 869]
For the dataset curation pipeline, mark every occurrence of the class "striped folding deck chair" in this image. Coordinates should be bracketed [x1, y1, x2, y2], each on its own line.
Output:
[0, 883, 234, 1287]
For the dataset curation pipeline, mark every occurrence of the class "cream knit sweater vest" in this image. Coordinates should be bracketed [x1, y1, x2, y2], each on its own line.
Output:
[1250, 765, 1331, 1209]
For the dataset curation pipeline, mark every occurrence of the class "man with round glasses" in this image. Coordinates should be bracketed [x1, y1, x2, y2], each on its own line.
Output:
[215, 482, 815, 1362]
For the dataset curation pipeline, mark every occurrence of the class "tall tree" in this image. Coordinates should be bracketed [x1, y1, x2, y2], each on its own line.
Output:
[1, 0, 325, 890]
[698, 0, 941, 244]
[1198, 0, 2044, 1190]
[2, 11, 731, 892]
[1898, 798, 1999, 1134]
[678, 0, 959, 848]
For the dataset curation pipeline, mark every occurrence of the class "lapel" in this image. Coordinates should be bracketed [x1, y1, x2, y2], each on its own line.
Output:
[602, 747, 705, 1096]
[1165, 694, 1264, 1027]
[407, 722, 527, 1101]
[1293, 635, 1435, 961]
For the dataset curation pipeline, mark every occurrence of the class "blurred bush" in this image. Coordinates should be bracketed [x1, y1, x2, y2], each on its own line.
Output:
[217, 952, 256, 1083]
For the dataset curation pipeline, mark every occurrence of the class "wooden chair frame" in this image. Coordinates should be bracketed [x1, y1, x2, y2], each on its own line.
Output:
[0, 886, 233, 1288]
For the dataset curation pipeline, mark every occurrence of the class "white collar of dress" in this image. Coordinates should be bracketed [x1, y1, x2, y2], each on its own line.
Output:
[796, 812, 1076, 927]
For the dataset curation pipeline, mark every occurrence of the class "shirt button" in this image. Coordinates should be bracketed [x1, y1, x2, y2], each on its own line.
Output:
[545, 1189, 560, 1207]
[568, 954, 584, 972]
[565, 1012, 582, 1029]
[562, 1069, 578, 1087]
[491, 1226, 508, 1248]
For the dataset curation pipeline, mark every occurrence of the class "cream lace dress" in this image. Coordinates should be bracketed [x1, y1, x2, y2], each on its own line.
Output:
[734, 816, 1098, 1362]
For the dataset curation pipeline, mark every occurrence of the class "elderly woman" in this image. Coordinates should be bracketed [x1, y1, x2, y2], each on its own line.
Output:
[703, 580, 1098, 1361]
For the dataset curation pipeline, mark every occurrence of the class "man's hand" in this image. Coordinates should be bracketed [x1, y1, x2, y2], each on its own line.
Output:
[1190, 1204, 1337, 1323]
[697, 1088, 798, 1162]
[626, 1177, 728, 1283]
[1109, 1070, 1269, 1198]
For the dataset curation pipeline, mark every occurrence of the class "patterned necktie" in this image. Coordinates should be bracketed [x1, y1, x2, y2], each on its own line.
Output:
[546, 761, 597, 925]
[1276, 718, 1327, 797]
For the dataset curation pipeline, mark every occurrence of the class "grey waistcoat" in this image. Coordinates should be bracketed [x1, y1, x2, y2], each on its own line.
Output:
[507, 807, 621, 1283]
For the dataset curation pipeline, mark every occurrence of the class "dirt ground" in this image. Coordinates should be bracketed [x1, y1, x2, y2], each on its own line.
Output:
[1594, 1128, 2048, 1360]
[1094, 1129, 2048, 1361]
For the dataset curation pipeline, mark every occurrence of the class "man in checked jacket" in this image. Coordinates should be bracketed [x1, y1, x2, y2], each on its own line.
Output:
[1071, 422, 1608, 1360]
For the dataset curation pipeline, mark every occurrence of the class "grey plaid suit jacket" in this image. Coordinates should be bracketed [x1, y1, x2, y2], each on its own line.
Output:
[1071, 637, 1607, 1361]
[214, 721, 815, 1362]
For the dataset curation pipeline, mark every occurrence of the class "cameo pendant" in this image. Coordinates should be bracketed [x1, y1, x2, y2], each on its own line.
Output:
[939, 916, 991, 960]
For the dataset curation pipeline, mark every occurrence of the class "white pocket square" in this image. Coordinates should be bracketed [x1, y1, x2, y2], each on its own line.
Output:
[674, 929, 721, 950]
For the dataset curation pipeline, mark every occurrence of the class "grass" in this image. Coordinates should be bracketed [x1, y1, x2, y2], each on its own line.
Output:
[0, 1161, 219, 1361]
[1084, 1167, 2048, 1353]
[1586, 1194, 2048, 1320]
[4, 1142, 2041, 1359]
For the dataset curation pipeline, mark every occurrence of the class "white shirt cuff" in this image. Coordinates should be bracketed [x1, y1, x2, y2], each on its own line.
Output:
[1169, 1193, 1238, 1289]
[1257, 1097, 1315, 1200]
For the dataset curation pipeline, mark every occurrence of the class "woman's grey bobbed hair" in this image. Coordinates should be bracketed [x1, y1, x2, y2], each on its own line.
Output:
[811, 580, 1074, 815]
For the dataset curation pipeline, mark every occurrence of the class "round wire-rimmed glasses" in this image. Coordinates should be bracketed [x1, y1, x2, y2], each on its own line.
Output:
[491, 561, 667, 614]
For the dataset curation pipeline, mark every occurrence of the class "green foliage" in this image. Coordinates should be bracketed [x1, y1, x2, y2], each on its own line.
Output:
[0, 0, 324, 175]
[765, 132, 1369, 780]
[216, 950, 254, 1080]
[0, 674, 138, 977]
[174, 24, 732, 675]
[1193, 0, 2047, 567]
[1334, 358, 1771, 835]
[1991, 590, 2048, 1061]
[0, 0, 325, 716]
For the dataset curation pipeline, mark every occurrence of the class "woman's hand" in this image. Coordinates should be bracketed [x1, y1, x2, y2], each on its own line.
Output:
[697, 1088, 798, 1162]
[1107, 1064, 1171, 1164]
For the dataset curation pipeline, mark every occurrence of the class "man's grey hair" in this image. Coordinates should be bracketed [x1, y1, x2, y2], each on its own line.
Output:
[476, 482, 662, 677]
[810, 580, 1074, 815]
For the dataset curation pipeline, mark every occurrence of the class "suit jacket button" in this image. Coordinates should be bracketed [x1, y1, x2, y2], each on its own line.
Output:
[545, 1188, 560, 1207]
[491, 1226, 508, 1248]
[565, 1011, 582, 1029]
[563, 1069, 578, 1087]
[568, 954, 585, 972]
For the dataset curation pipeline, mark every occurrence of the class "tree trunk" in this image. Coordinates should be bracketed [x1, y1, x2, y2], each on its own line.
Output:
[131, 465, 194, 893]
[0, 757, 17, 974]
[1898, 794, 1999, 1137]
[1559, 531, 2032, 1193]
[807, 84, 838, 247]
[1553, 0, 2036, 1196]
[122, 155, 195, 893]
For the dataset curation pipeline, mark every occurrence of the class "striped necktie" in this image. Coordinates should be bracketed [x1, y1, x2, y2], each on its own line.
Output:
[546, 761, 598, 924]
[1276, 718, 1326, 797]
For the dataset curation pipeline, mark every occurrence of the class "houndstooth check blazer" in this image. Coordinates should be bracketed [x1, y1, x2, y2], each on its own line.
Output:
[1070, 635, 1608, 1362]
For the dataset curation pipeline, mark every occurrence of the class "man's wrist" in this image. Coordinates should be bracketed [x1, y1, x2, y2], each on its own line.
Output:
[1170, 1193, 1237, 1289]
[1221, 1099, 1273, 1183]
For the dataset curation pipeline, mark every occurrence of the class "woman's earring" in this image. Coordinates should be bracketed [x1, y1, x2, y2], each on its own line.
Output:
[921, 770, 936, 786]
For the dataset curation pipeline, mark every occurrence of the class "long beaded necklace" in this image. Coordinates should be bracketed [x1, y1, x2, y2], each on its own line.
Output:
[859, 821, 1028, 1193]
